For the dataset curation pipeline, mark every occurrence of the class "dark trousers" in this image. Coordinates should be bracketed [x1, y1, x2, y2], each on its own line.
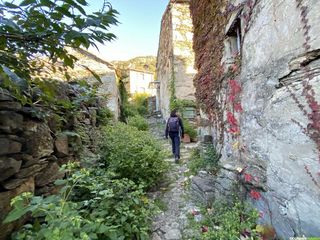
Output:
[169, 132, 180, 159]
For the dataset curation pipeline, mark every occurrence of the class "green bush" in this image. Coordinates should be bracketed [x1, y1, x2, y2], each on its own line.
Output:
[127, 115, 149, 131]
[131, 93, 149, 116]
[188, 145, 220, 175]
[101, 123, 168, 188]
[202, 145, 220, 174]
[6, 165, 156, 240]
[96, 107, 114, 126]
[188, 200, 260, 240]
[183, 118, 197, 139]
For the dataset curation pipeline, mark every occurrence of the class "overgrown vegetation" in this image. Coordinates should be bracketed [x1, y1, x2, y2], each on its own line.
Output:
[119, 84, 150, 121]
[5, 120, 168, 239]
[101, 122, 168, 189]
[5, 164, 157, 240]
[170, 99, 196, 114]
[183, 118, 197, 140]
[127, 115, 149, 131]
[187, 199, 260, 239]
[188, 145, 220, 176]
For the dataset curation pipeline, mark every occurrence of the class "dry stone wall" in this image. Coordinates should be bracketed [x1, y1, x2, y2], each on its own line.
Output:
[190, 0, 320, 238]
[0, 82, 106, 239]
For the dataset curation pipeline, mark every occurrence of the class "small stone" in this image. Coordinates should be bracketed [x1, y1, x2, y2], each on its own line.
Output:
[0, 88, 14, 101]
[83, 118, 91, 125]
[21, 157, 40, 168]
[35, 162, 65, 187]
[0, 101, 22, 110]
[164, 229, 181, 240]
[152, 233, 162, 240]
[24, 122, 54, 158]
[54, 135, 69, 157]
[0, 157, 22, 181]
[2, 178, 29, 190]
[23, 120, 38, 133]
[15, 163, 48, 179]
[0, 111, 23, 132]
[0, 138, 22, 155]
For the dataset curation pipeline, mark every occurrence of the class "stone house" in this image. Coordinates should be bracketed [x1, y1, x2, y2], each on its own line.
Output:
[128, 69, 155, 96]
[190, 0, 320, 238]
[156, 0, 196, 119]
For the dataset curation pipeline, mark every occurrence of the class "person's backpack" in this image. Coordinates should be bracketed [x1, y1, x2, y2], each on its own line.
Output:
[168, 117, 180, 132]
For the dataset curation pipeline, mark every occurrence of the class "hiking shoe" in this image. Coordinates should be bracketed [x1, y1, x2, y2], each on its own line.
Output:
[175, 157, 179, 164]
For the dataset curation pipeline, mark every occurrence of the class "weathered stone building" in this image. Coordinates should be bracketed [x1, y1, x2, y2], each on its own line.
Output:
[190, 0, 320, 238]
[69, 49, 120, 120]
[156, 0, 196, 119]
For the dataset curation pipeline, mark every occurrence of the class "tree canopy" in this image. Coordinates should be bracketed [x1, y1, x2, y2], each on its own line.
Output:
[0, 0, 118, 83]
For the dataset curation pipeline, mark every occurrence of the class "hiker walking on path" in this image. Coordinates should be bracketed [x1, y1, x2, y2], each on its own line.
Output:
[165, 109, 184, 163]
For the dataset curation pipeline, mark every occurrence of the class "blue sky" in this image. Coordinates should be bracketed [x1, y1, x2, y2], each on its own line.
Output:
[88, 0, 169, 61]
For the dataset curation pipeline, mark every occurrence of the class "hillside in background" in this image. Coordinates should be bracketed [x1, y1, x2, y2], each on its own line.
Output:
[112, 56, 156, 79]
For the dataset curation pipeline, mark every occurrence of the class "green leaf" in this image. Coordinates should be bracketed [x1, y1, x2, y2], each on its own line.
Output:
[40, 0, 54, 7]
[3, 207, 29, 223]
[4, 2, 19, 8]
[63, 56, 74, 67]
[75, 0, 88, 6]
[55, 5, 72, 17]
[20, 0, 37, 6]
[54, 179, 67, 186]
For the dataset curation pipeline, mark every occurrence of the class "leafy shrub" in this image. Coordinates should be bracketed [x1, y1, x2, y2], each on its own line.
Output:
[202, 144, 220, 174]
[127, 115, 149, 131]
[188, 145, 220, 175]
[5, 165, 156, 240]
[101, 123, 168, 188]
[170, 98, 196, 113]
[96, 107, 114, 126]
[188, 148, 204, 175]
[131, 93, 149, 116]
[188, 200, 260, 239]
[183, 119, 197, 139]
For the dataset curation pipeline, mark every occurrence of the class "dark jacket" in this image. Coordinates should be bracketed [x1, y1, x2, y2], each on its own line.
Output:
[165, 116, 184, 138]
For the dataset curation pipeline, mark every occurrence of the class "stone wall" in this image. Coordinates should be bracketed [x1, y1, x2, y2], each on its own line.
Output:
[67, 49, 120, 120]
[190, 0, 320, 238]
[157, 0, 196, 119]
[157, 3, 174, 119]
[0, 82, 106, 239]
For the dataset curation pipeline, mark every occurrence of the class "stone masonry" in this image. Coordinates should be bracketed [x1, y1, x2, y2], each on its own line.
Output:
[0, 50, 119, 239]
[157, 0, 196, 119]
[190, 0, 320, 238]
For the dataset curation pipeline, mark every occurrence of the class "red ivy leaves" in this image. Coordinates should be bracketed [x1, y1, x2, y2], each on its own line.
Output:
[244, 173, 253, 182]
[234, 103, 243, 112]
[227, 111, 238, 125]
[229, 79, 242, 97]
[250, 190, 261, 200]
[227, 112, 239, 133]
